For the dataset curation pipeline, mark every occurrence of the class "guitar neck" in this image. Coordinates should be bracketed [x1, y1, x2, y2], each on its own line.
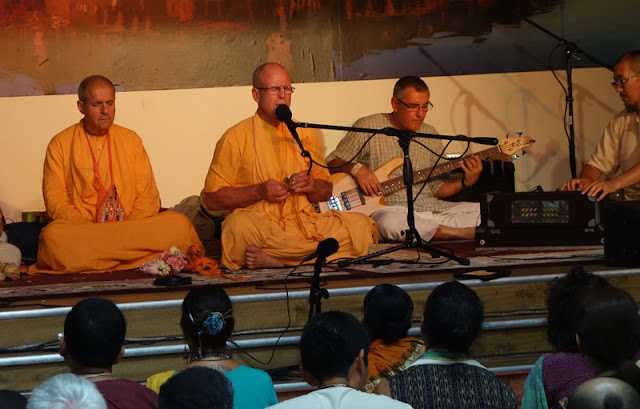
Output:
[380, 146, 501, 196]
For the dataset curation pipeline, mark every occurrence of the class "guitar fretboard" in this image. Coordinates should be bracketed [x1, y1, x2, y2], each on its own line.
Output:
[380, 146, 501, 195]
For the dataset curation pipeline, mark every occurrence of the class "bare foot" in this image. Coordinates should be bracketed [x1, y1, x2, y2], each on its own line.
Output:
[432, 226, 476, 241]
[245, 246, 287, 269]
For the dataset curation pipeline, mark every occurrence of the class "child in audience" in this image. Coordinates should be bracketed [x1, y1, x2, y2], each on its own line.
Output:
[146, 285, 277, 409]
[362, 284, 424, 392]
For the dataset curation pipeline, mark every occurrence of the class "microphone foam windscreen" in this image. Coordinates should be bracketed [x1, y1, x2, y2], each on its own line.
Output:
[275, 104, 292, 122]
[317, 237, 339, 258]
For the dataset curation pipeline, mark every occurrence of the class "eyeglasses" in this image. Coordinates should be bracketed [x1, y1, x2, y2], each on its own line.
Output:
[255, 86, 295, 95]
[611, 74, 639, 89]
[396, 98, 434, 112]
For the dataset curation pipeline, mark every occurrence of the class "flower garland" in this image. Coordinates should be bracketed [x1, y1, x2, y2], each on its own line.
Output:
[140, 246, 188, 276]
[140, 245, 249, 282]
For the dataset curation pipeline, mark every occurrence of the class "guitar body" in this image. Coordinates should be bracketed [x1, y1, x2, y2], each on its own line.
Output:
[316, 137, 534, 215]
[317, 158, 403, 216]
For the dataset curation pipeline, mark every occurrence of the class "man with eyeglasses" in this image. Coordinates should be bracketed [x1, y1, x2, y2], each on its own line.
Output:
[201, 62, 376, 269]
[326, 76, 483, 242]
[563, 50, 640, 200]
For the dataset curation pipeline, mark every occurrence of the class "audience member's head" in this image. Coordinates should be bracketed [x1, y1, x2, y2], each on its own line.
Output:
[300, 311, 370, 389]
[180, 285, 234, 357]
[0, 390, 27, 409]
[616, 360, 640, 396]
[421, 281, 483, 354]
[158, 366, 233, 409]
[568, 377, 640, 409]
[546, 265, 610, 352]
[27, 373, 107, 409]
[576, 286, 640, 372]
[61, 297, 126, 372]
[363, 284, 413, 345]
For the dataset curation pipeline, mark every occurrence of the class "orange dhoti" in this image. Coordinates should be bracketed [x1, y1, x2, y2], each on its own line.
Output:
[32, 121, 203, 274]
[203, 114, 377, 270]
[222, 207, 375, 269]
[31, 211, 202, 274]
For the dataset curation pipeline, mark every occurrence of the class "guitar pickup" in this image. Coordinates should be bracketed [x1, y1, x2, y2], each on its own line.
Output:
[340, 192, 351, 210]
[340, 188, 366, 211]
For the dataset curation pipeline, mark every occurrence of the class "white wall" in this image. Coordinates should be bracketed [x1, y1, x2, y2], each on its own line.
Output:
[0, 67, 620, 222]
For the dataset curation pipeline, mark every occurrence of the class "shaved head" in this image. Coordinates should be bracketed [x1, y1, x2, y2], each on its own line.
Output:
[568, 378, 640, 409]
[252, 62, 287, 87]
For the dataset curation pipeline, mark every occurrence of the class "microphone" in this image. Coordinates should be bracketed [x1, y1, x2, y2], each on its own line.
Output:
[471, 137, 499, 145]
[303, 237, 339, 263]
[275, 104, 294, 123]
[308, 238, 339, 319]
[275, 104, 306, 153]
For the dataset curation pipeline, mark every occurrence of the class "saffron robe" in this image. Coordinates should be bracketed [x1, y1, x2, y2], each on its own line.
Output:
[30, 121, 202, 274]
[203, 113, 377, 269]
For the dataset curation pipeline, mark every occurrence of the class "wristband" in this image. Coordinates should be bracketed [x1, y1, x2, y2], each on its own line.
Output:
[350, 163, 364, 177]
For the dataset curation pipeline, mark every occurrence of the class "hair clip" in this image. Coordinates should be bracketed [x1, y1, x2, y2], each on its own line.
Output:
[201, 312, 225, 336]
[199, 308, 233, 336]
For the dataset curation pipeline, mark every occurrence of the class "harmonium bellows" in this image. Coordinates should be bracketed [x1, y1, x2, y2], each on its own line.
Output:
[475, 191, 604, 249]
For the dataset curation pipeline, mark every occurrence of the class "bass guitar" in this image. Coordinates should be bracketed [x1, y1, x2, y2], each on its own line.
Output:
[315, 136, 535, 215]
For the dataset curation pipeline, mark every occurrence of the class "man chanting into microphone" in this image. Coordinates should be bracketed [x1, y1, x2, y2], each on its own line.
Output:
[201, 63, 377, 269]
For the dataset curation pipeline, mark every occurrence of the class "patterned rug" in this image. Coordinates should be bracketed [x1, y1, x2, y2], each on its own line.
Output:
[0, 241, 604, 302]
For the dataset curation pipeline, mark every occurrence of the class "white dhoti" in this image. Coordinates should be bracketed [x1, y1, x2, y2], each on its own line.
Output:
[372, 202, 481, 242]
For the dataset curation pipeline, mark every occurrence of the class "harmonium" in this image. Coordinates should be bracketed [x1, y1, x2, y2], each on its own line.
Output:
[475, 191, 604, 249]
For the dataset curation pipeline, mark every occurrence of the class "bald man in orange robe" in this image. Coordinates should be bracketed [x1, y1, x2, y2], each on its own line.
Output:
[202, 63, 377, 270]
[30, 75, 202, 274]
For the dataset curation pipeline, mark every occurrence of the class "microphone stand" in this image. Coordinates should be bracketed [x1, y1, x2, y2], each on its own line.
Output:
[308, 255, 329, 319]
[518, 15, 612, 179]
[295, 120, 498, 267]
